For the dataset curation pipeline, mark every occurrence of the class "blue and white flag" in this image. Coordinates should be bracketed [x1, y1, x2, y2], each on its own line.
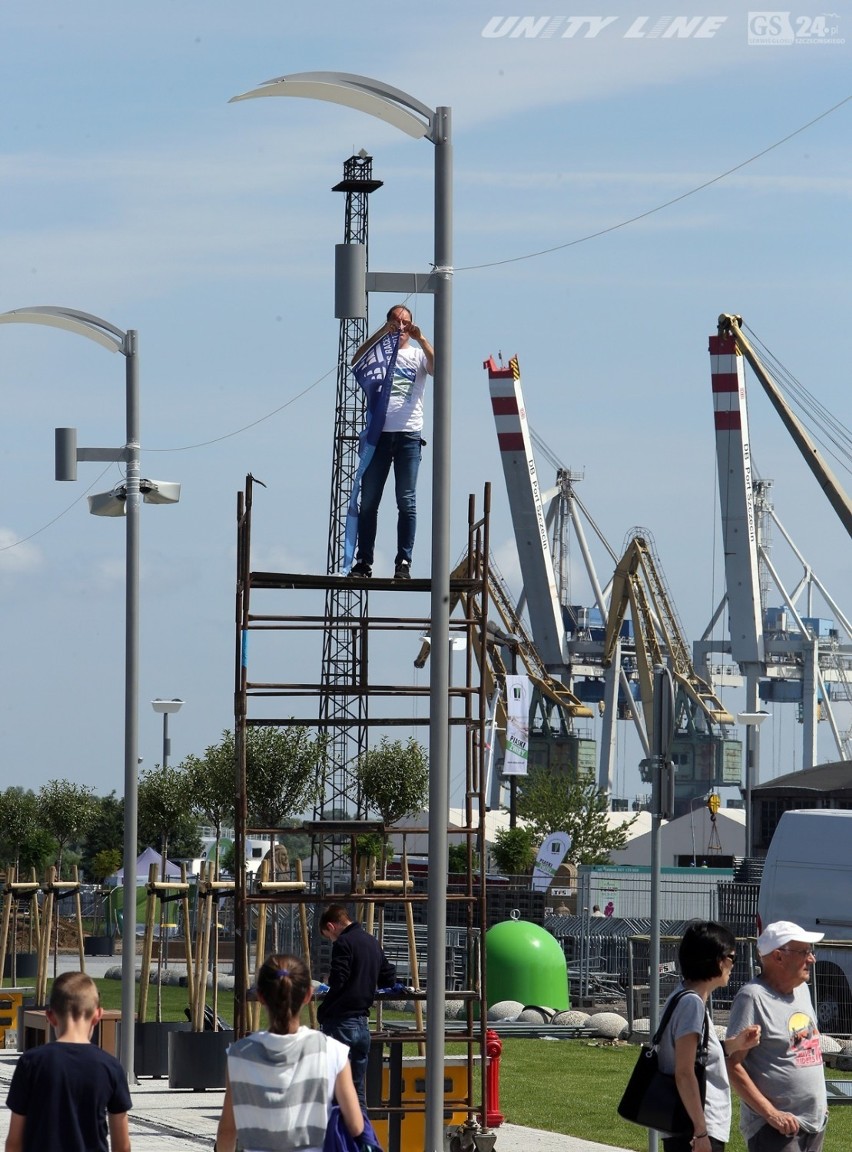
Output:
[343, 329, 401, 570]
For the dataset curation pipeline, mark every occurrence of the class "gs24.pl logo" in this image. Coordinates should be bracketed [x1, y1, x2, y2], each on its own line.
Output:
[747, 11, 844, 43]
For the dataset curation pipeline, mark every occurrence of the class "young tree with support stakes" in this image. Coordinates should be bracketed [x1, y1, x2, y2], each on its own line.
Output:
[239, 724, 328, 955]
[37, 780, 96, 974]
[138, 763, 199, 1020]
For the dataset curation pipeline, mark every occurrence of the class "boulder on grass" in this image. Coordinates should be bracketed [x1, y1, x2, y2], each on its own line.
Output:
[487, 1000, 524, 1022]
[517, 1006, 556, 1023]
[587, 1010, 628, 1039]
[552, 1010, 591, 1027]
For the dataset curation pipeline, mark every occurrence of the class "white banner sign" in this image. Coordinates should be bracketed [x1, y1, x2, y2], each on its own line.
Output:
[503, 674, 530, 776]
[531, 832, 572, 892]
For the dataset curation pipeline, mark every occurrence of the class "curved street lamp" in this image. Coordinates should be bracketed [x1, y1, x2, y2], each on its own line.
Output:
[0, 306, 178, 1082]
[231, 74, 453, 1151]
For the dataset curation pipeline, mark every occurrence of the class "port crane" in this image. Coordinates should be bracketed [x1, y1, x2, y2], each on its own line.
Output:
[484, 353, 673, 802]
[414, 545, 595, 788]
[701, 314, 852, 774]
[602, 532, 739, 815]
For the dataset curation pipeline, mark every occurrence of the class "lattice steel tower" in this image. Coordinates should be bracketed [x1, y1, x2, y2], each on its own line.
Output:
[316, 153, 382, 877]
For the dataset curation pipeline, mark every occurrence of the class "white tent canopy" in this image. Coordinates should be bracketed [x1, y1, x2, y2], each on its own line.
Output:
[108, 846, 184, 886]
[608, 807, 745, 867]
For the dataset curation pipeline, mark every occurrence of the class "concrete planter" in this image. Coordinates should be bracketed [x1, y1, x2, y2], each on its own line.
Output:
[135, 1021, 191, 1078]
[168, 1028, 233, 1091]
[3, 953, 37, 980]
[83, 935, 114, 957]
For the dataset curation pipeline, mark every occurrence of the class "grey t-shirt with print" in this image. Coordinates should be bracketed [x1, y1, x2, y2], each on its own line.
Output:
[727, 977, 828, 1139]
[657, 985, 730, 1141]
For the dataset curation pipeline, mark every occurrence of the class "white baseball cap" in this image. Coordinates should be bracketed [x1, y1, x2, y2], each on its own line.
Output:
[757, 921, 824, 955]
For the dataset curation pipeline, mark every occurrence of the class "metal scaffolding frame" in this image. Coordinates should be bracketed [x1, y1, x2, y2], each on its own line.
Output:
[232, 479, 496, 1146]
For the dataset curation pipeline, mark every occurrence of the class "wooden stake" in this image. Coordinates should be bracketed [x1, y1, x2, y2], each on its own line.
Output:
[295, 859, 316, 1029]
[138, 863, 158, 1024]
[403, 851, 425, 1054]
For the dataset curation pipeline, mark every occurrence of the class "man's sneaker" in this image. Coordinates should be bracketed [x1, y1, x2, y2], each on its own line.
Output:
[349, 560, 372, 578]
[394, 560, 411, 581]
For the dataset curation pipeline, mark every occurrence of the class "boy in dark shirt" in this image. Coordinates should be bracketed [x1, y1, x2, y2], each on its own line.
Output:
[5, 970, 132, 1152]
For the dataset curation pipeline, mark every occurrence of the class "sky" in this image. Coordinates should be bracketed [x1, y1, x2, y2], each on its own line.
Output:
[1, 1, 850, 820]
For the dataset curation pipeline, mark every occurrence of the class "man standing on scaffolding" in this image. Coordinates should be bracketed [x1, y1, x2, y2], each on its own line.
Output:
[348, 304, 434, 582]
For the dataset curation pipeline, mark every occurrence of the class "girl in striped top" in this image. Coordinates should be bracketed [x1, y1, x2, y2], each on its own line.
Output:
[215, 953, 364, 1152]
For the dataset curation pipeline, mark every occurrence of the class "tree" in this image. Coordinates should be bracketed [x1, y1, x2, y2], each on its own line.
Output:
[244, 726, 328, 830]
[515, 767, 636, 864]
[278, 821, 312, 866]
[353, 833, 395, 867]
[183, 733, 238, 878]
[219, 840, 238, 877]
[0, 788, 55, 877]
[138, 764, 199, 873]
[80, 792, 124, 881]
[356, 737, 429, 826]
[37, 780, 96, 878]
[448, 842, 479, 874]
[90, 849, 123, 884]
[490, 826, 537, 876]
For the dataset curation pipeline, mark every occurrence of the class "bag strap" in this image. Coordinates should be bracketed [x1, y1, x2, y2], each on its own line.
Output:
[652, 989, 710, 1050]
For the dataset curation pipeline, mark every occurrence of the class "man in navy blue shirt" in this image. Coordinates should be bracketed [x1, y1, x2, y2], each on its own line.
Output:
[317, 904, 396, 1104]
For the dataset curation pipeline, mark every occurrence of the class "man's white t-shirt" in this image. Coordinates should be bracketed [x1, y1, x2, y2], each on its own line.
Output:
[383, 344, 431, 433]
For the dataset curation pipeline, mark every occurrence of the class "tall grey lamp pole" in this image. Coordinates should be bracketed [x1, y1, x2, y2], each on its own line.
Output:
[152, 698, 184, 768]
[736, 709, 770, 857]
[231, 74, 453, 1152]
[0, 307, 179, 1083]
[649, 662, 675, 1152]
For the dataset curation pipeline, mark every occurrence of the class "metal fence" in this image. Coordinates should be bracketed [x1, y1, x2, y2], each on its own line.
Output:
[577, 864, 732, 922]
[547, 915, 852, 1038]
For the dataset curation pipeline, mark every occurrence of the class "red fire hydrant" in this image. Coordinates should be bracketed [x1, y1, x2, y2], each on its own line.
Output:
[483, 1028, 505, 1127]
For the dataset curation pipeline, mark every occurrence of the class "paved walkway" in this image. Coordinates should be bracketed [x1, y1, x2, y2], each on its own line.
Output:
[0, 953, 633, 1151]
[0, 1047, 632, 1152]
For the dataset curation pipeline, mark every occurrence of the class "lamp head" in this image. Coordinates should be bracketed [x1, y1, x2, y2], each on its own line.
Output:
[152, 698, 184, 715]
[736, 710, 771, 727]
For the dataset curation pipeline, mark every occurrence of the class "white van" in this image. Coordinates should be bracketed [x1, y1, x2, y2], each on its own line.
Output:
[758, 808, 852, 1033]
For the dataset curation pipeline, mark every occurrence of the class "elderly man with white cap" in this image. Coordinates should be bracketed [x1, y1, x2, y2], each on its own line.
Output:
[727, 921, 828, 1152]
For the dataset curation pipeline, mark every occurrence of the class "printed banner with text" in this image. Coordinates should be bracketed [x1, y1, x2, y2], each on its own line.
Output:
[503, 674, 531, 776]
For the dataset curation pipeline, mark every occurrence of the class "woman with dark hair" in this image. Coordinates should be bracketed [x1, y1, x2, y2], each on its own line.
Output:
[656, 921, 762, 1152]
[215, 954, 364, 1152]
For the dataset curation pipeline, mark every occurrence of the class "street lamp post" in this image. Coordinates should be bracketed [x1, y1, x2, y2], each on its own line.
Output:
[231, 74, 453, 1152]
[0, 306, 179, 1082]
[649, 662, 675, 1152]
[689, 793, 710, 868]
[736, 710, 771, 857]
[152, 698, 185, 769]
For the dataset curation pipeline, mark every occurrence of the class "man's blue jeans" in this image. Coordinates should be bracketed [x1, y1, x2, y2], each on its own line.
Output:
[323, 1015, 371, 1105]
[356, 431, 422, 566]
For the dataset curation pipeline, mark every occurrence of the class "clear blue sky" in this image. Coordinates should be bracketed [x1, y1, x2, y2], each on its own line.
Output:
[1, 1, 850, 814]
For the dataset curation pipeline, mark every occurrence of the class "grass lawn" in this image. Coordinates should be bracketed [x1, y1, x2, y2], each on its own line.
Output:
[92, 979, 211, 1022]
[498, 1038, 852, 1152]
[85, 984, 852, 1151]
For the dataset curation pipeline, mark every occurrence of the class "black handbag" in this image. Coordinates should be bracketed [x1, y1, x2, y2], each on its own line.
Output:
[617, 990, 710, 1135]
